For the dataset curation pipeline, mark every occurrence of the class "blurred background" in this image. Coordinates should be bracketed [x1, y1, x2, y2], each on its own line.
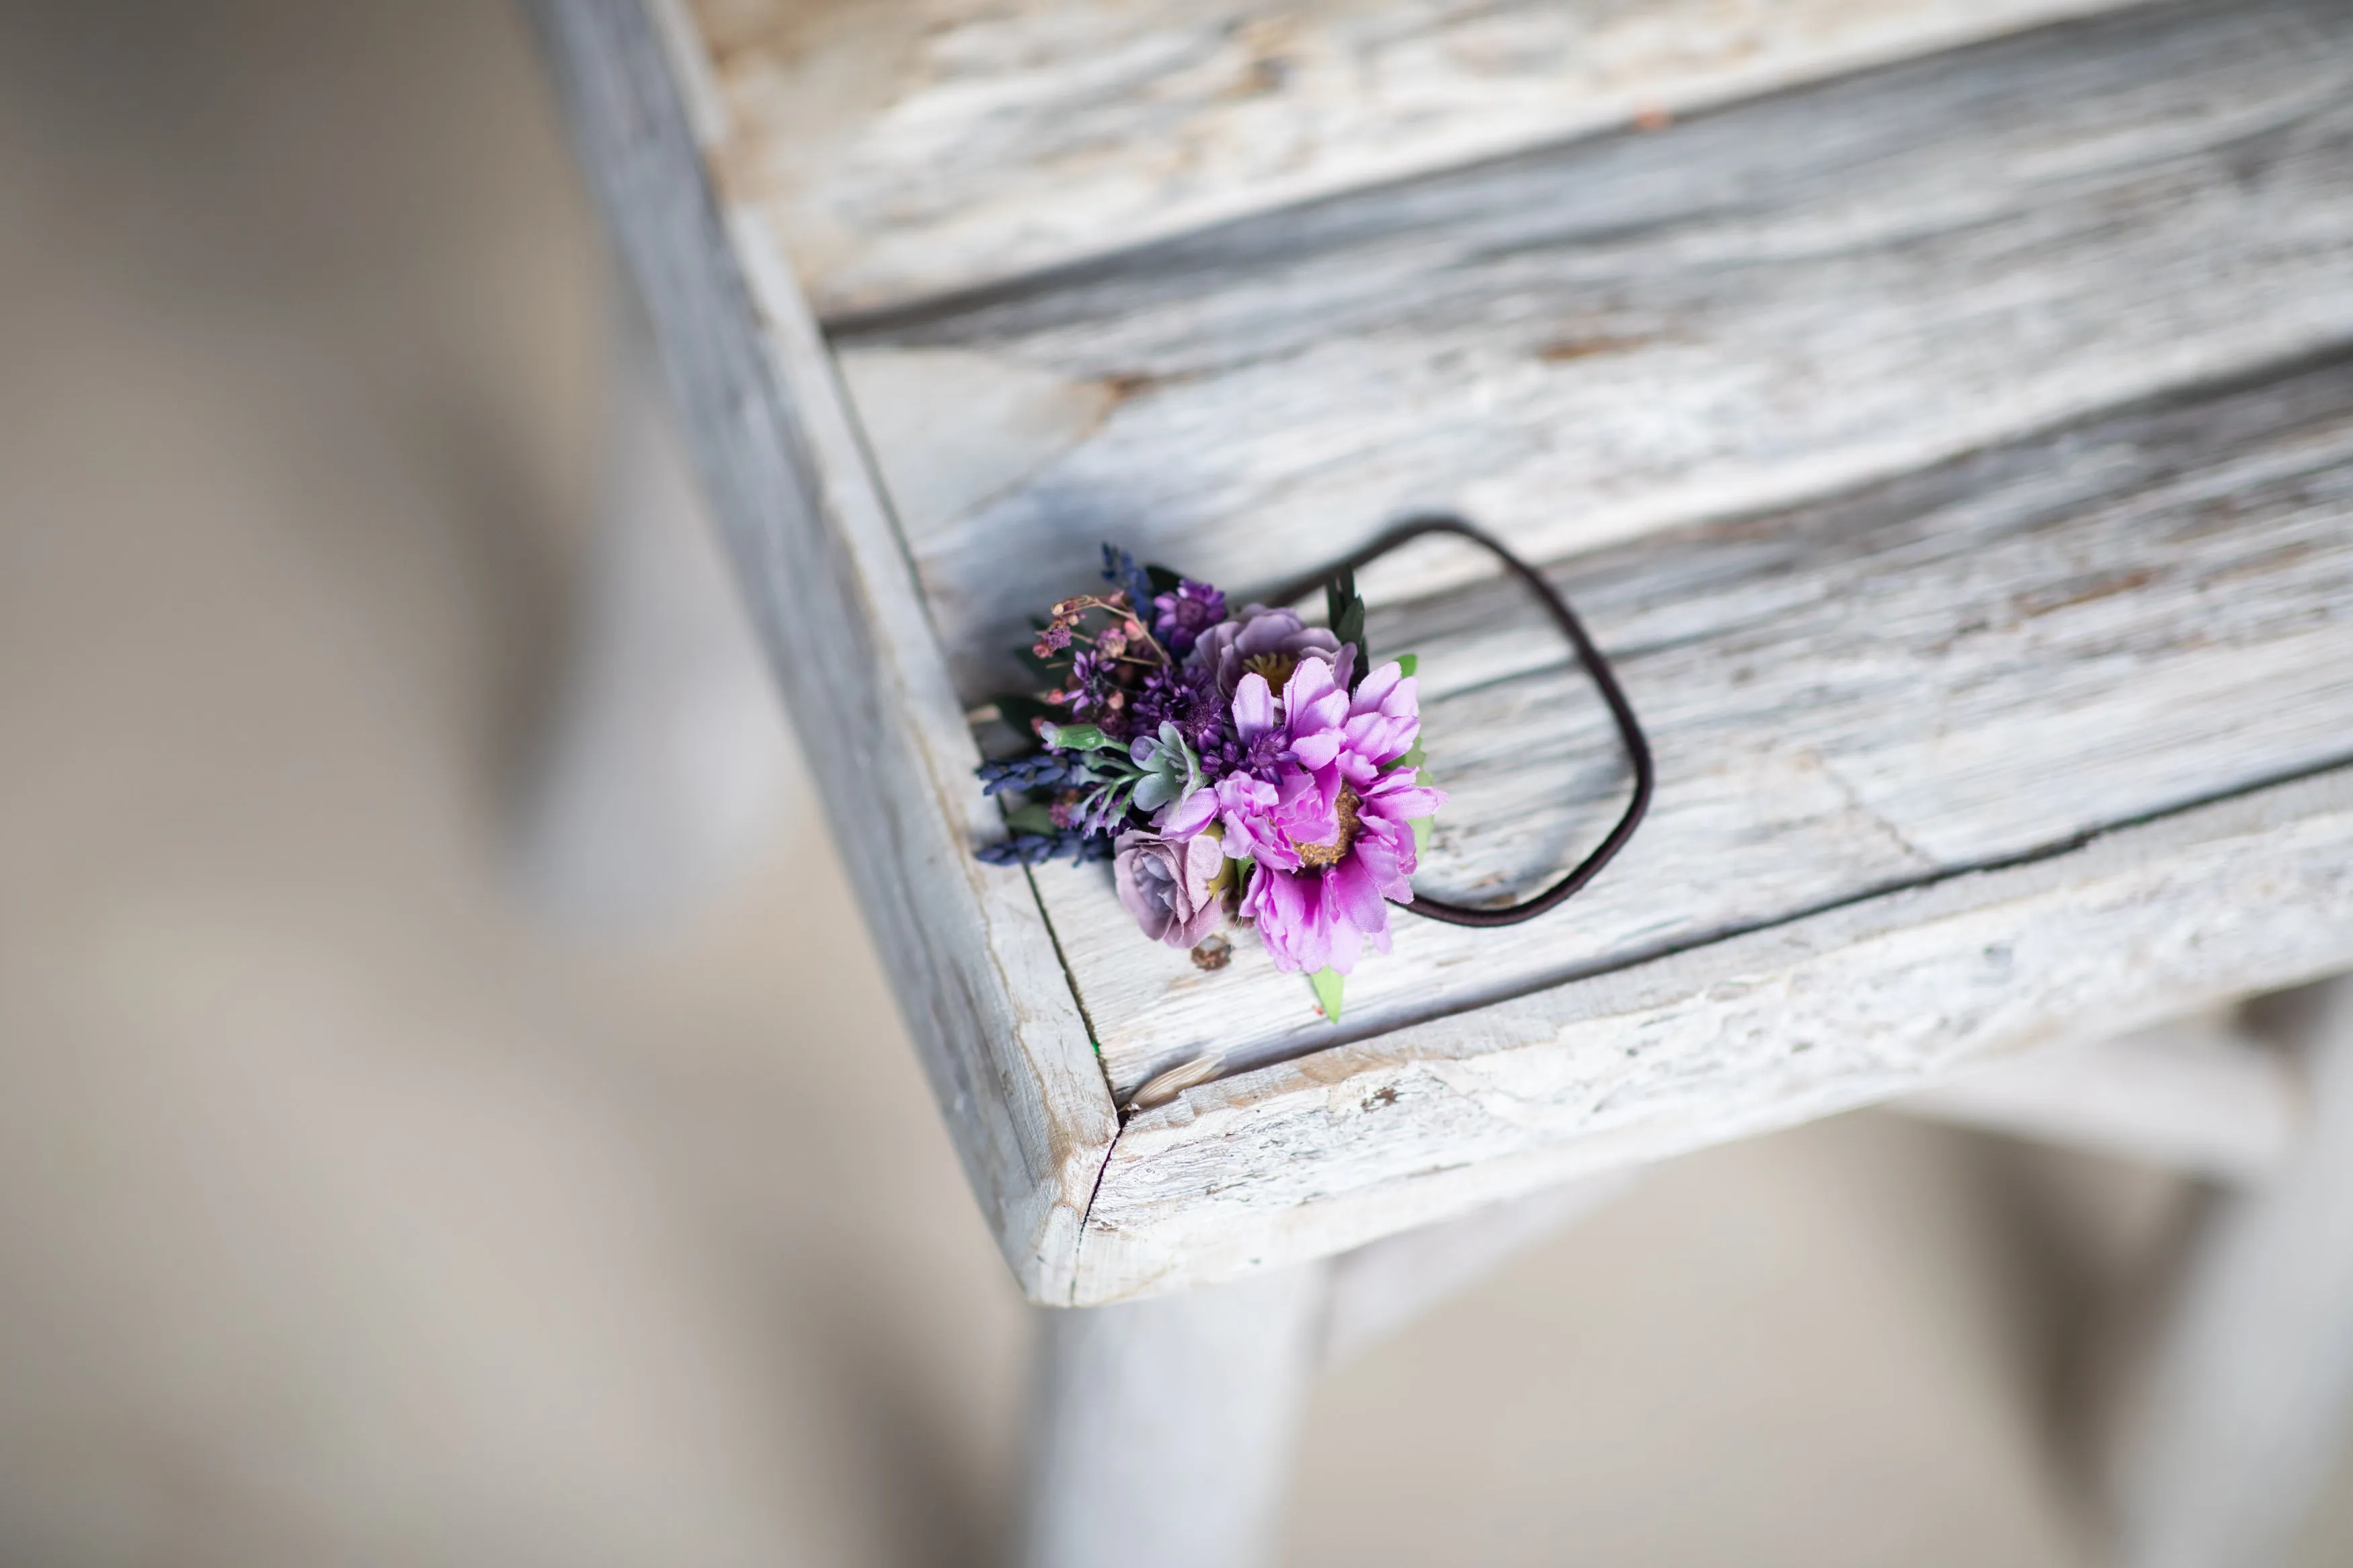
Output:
[2, 2, 2349, 1564]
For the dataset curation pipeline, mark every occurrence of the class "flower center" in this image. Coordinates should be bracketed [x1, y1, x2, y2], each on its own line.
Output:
[1292, 786, 1362, 868]
[1242, 651, 1299, 689]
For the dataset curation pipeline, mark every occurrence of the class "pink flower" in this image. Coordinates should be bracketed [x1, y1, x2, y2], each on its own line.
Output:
[1173, 653, 1445, 975]
[1317, 659, 1425, 787]
[1243, 766, 1441, 974]
[1113, 830, 1226, 950]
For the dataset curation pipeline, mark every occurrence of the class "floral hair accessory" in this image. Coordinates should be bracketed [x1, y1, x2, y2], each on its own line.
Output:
[974, 517, 1654, 1024]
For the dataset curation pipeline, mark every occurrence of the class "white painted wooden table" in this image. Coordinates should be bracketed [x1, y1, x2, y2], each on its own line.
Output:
[521, 1, 2353, 1563]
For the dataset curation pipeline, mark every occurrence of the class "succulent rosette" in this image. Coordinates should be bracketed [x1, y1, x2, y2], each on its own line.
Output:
[975, 544, 1445, 1020]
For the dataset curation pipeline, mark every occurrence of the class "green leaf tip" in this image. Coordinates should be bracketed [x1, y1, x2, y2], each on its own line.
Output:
[1310, 968, 1345, 1022]
[1325, 568, 1369, 678]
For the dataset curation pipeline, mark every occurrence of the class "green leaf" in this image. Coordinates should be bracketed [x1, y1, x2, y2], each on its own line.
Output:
[1323, 567, 1351, 625]
[1039, 722, 1114, 752]
[1394, 653, 1418, 677]
[1144, 563, 1184, 595]
[1326, 567, 1369, 683]
[1410, 816, 1433, 856]
[1004, 802, 1058, 834]
[1309, 968, 1345, 1023]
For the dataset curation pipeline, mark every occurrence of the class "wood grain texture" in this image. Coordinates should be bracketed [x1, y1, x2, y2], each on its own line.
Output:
[1320, 1010, 2299, 1364]
[1072, 766, 2353, 1303]
[525, 0, 1113, 1304]
[834, 0, 2353, 706]
[690, 0, 2139, 316]
[1029, 358, 2353, 1099]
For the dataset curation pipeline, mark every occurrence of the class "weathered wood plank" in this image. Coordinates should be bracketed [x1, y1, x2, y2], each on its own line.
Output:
[692, 0, 2143, 316]
[1072, 766, 2353, 1303]
[1318, 1010, 2303, 1364]
[1034, 358, 2353, 1098]
[525, 0, 1114, 1303]
[836, 0, 2353, 705]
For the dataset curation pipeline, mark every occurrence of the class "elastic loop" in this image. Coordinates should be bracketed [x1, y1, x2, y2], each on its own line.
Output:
[1263, 513, 1652, 929]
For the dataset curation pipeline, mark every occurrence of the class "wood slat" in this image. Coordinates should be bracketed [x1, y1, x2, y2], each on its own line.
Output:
[692, 0, 2141, 316]
[1039, 357, 2353, 1096]
[527, 0, 1115, 1303]
[1073, 767, 2353, 1302]
[836, 0, 2353, 706]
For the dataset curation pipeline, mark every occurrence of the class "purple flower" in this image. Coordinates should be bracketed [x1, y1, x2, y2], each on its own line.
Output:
[1191, 604, 1343, 698]
[1293, 655, 1423, 790]
[1113, 830, 1226, 950]
[1152, 579, 1227, 657]
[1242, 765, 1441, 974]
[1167, 653, 1443, 975]
[1160, 662, 1345, 865]
[1129, 657, 1224, 751]
[1056, 647, 1133, 735]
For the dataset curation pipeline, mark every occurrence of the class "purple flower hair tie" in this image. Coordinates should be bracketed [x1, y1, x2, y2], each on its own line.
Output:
[971, 520, 1652, 1022]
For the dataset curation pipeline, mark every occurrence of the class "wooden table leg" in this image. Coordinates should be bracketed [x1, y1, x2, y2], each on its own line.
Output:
[1014, 1178, 1634, 1567]
[1020, 1262, 1330, 1568]
[2115, 976, 2353, 1568]
[515, 292, 791, 926]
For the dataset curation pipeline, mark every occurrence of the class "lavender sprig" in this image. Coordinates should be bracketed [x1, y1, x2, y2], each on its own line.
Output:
[978, 831, 1115, 868]
[975, 752, 1081, 796]
[1101, 544, 1156, 616]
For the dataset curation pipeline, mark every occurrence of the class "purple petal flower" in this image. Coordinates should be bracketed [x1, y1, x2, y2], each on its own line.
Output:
[1127, 657, 1223, 751]
[1191, 604, 1343, 698]
[1231, 671, 1279, 747]
[1151, 579, 1227, 657]
[1220, 768, 1327, 873]
[1277, 655, 1353, 773]
[1205, 655, 1446, 975]
[1113, 830, 1225, 950]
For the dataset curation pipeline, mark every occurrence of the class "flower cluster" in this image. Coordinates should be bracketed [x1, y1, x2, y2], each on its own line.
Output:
[975, 546, 1445, 1007]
